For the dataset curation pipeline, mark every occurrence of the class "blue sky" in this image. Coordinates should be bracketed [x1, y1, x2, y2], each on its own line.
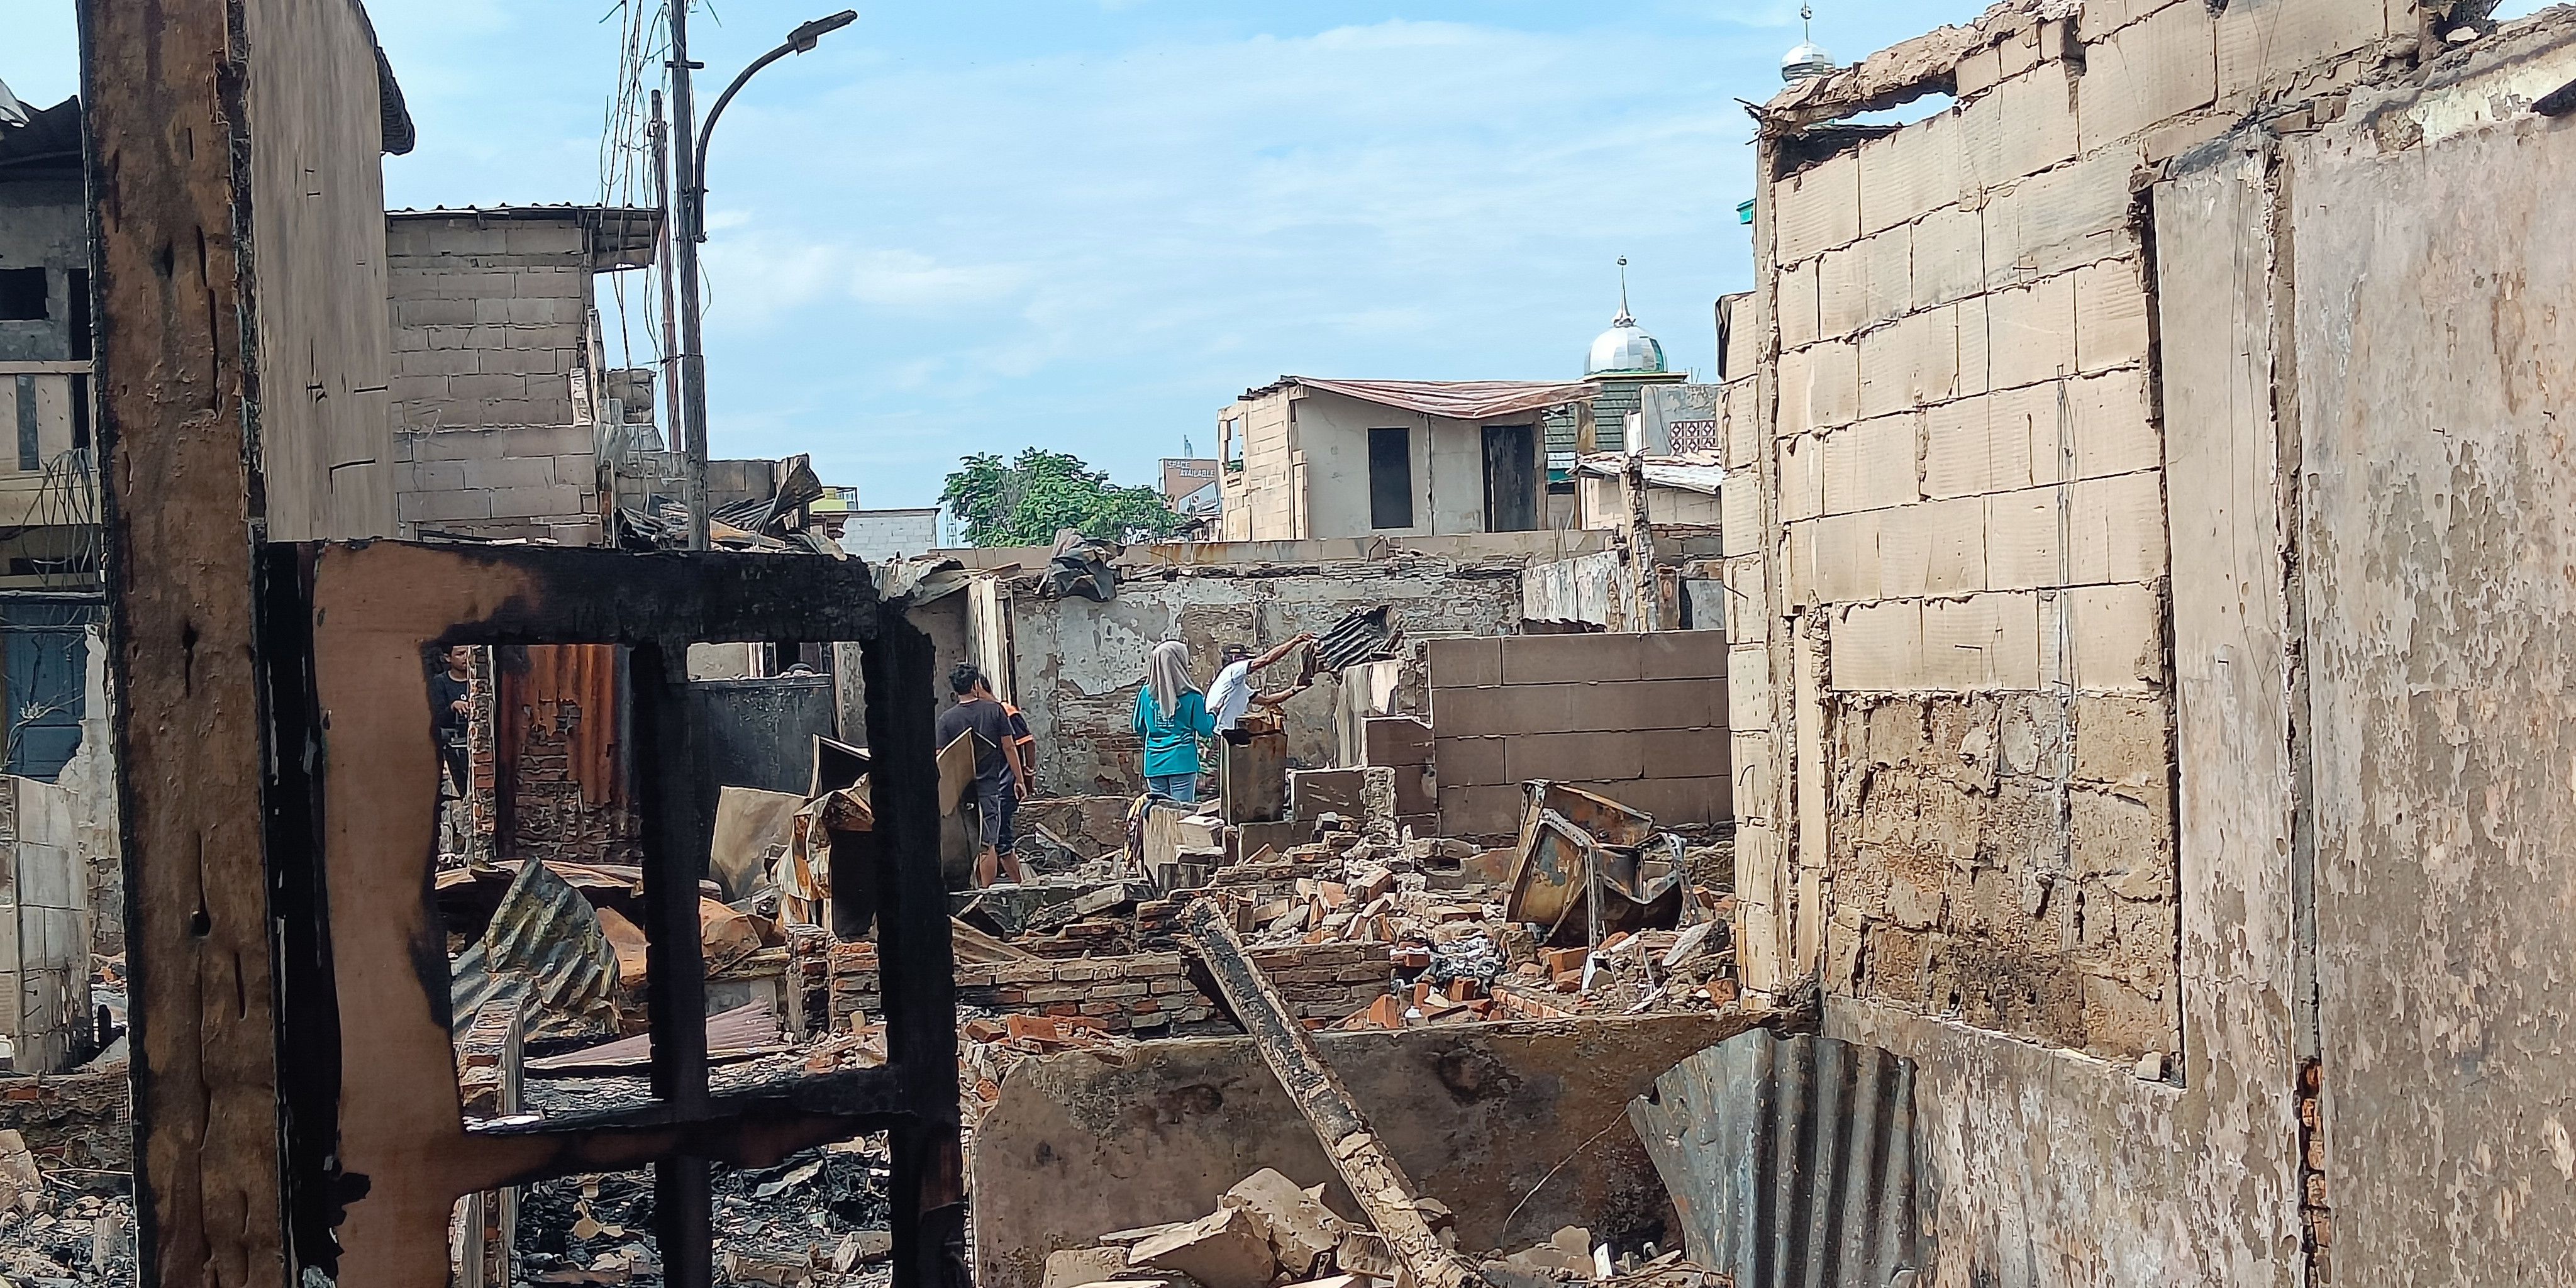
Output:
[12, 1, 2546, 508]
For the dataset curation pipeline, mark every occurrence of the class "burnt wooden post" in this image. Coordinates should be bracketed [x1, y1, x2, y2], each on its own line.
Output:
[80, 1, 294, 1283]
[864, 616, 965, 1288]
[631, 639, 714, 1288]
[1183, 902, 1482, 1288]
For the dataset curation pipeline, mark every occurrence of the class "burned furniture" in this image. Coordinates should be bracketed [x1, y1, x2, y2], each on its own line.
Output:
[263, 541, 958, 1288]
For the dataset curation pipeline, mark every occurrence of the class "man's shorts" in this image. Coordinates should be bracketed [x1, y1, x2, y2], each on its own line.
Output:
[974, 779, 1018, 853]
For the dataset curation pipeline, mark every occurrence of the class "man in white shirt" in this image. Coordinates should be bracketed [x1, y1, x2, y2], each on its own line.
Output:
[1206, 634, 1316, 730]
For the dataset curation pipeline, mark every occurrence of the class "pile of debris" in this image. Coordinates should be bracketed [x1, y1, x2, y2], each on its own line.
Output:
[1042, 1165, 1731, 1288]
[0, 1129, 132, 1287]
[960, 1012, 1133, 1113]
[514, 1141, 891, 1287]
[1150, 782, 1739, 1030]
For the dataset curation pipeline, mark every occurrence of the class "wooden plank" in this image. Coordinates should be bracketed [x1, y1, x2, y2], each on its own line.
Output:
[867, 618, 967, 1288]
[314, 540, 883, 648]
[633, 639, 715, 1288]
[80, 2, 291, 1285]
[1181, 902, 1482, 1288]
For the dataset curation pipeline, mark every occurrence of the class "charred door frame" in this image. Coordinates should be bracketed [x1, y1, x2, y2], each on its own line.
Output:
[263, 540, 959, 1288]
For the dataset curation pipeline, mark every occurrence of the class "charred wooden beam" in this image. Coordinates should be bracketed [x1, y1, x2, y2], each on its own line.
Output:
[80, 0, 292, 1282]
[287, 540, 958, 1286]
[1180, 901, 1484, 1288]
[865, 616, 967, 1288]
[633, 639, 715, 1288]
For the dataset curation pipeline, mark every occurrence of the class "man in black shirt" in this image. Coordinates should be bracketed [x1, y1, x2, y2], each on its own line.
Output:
[936, 663, 1030, 887]
[430, 645, 474, 854]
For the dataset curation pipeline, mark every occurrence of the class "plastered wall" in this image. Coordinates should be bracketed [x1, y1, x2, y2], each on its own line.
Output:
[2291, 29, 2576, 1280]
[1219, 387, 1542, 541]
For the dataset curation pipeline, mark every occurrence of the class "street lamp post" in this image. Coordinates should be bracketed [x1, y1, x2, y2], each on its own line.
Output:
[671, 8, 857, 550]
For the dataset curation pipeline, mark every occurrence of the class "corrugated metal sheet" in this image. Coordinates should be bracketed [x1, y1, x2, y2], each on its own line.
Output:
[1628, 1030, 1924, 1287]
[1316, 604, 1398, 672]
[450, 859, 618, 1037]
[496, 643, 625, 808]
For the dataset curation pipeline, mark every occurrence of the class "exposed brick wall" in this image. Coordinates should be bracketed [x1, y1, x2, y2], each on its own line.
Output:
[0, 1068, 129, 1171]
[1427, 632, 1732, 838]
[1828, 692, 2175, 1055]
[495, 645, 638, 867]
[385, 215, 604, 545]
[828, 940, 1391, 1036]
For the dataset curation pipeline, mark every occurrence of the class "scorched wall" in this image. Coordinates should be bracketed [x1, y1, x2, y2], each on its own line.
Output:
[1719, 1, 2576, 1284]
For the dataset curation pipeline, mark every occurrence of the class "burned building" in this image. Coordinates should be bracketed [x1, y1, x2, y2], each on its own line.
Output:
[36, 1, 2576, 1287]
[1719, 0, 2576, 1282]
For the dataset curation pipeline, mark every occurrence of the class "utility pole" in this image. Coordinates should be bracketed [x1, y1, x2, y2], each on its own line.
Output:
[671, 8, 856, 553]
[649, 91, 682, 464]
[669, 3, 711, 551]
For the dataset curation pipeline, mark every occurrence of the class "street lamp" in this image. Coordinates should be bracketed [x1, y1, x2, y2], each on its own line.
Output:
[670, 8, 857, 550]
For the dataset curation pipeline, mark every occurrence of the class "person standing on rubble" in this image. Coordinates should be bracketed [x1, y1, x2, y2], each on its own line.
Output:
[1206, 634, 1316, 731]
[430, 644, 474, 855]
[939, 663, 1030, 887]
[1133, 639, 1214, 802]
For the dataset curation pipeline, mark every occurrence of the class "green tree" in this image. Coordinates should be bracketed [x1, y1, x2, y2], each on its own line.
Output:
[940, 448, 1187, 547]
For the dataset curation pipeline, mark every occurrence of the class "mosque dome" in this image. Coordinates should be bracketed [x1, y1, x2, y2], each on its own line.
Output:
[1587, 311, 1667, 376]
[1782, 4, 1835, 82]
[1781, 40, 1835, 82]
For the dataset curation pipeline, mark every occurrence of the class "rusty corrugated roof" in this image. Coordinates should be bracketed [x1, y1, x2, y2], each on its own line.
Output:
[1246, 377, 1598, 421]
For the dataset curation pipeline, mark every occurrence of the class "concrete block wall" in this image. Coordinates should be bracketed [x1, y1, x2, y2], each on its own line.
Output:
[1426, 632, 1731, 839]
[1743, 0, 2418, 1063]
[385, 216, 605, 543]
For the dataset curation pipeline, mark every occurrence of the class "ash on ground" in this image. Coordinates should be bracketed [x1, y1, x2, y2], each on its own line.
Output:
[513, 1141, 892, 1286]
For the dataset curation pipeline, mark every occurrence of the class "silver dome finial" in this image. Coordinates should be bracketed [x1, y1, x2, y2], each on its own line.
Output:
[1782, 3, 1835, 82]
[1587, 258, 1667, 376]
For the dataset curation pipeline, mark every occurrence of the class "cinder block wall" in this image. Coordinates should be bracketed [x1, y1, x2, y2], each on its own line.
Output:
[386, 216, 604, 545]
[1738, 0, 2422, 1067]
[1426, 633, 1731, 838]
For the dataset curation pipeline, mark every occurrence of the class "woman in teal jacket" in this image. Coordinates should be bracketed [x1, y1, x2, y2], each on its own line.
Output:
[1133, 640, 1214, 802]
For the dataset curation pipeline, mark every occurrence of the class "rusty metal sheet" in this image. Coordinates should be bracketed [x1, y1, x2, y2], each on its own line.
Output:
[497, 643, 625, 808]
[1504, 783, 1683, 943]
[525, 998, 781, 1075]
[1628, 1030, 1924, 1287]
[1504, 812, 1594, 929]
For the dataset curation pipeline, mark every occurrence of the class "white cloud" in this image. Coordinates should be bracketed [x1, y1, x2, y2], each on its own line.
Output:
[657, 12, 1811, 490]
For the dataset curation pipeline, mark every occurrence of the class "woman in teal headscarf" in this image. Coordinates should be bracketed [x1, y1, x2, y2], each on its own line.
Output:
[1132, 640, 1213, 802]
